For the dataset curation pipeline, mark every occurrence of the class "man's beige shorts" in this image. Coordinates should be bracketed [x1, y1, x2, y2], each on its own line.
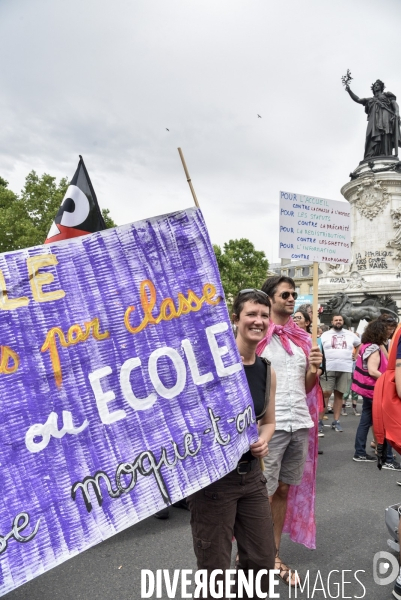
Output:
[263, 428, 310, 497]
[320, 371, 351, 395]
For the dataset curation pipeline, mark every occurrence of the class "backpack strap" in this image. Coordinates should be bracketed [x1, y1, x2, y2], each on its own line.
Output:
[256, 356, 271, 420]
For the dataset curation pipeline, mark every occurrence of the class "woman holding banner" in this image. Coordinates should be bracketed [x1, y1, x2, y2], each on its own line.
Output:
[188, 289, 276, 598]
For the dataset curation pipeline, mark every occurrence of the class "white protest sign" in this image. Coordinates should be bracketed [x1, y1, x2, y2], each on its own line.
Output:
[279, 191, 351, 264]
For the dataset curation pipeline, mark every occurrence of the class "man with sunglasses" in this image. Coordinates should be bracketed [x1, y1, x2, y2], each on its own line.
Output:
[257, 275, 322, 587]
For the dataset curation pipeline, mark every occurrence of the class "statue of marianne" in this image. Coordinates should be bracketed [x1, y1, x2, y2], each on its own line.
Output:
[345, 79, 401, 159]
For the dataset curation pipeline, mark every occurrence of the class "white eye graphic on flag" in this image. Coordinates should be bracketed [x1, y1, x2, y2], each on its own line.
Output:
[58, 185, 90, 227]
[47, 186, 90, 239]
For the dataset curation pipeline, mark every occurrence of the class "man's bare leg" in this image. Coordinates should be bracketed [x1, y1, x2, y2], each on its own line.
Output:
[270, 481, 289, 552]
[270, 481, 300, 586]
[323, 390, 331, 410]
[332, 389, 344, 422]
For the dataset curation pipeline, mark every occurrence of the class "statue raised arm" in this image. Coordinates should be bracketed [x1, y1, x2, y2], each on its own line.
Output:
[345, 79, 400, 159]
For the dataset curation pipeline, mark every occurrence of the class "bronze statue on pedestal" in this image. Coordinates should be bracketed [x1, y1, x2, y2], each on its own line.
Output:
[342, 71, 400, 159]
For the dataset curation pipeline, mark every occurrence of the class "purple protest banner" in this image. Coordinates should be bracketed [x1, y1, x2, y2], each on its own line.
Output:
[0, 207, 257, 595]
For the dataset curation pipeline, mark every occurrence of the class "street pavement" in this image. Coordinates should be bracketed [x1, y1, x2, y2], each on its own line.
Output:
[4, 403, 401, 600]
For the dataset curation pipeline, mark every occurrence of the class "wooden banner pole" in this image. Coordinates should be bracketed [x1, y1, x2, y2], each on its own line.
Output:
[310, 260, 319, 373]
[177, 148, 200, 208]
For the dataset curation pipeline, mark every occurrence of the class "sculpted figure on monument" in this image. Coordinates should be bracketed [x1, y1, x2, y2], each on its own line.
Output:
[354, 177, 390, 220]
[345, 79, 401, 159]
[344, 271, 367, 290]
[325, 292, 397, 327]
[361, 293, 398, 316]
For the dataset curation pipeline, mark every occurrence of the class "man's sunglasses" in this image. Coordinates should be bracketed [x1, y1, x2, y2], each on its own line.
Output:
[277, 291, 298, 300]
[238, 288, 268, 298]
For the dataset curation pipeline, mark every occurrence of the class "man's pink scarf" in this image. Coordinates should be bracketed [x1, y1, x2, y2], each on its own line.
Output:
[257, 319, 319, 550]
[256, 318, 312, 358]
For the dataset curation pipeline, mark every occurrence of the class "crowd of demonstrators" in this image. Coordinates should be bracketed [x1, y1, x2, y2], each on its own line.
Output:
[188, 289, 277, 598]
[257, 276, 322, 587]
[307, 309, 401, 600]
[289, 301, 401, 599]
[294, 305, 401, 597]
[319, 315, 360, 432]
[152, 274, 401, 596]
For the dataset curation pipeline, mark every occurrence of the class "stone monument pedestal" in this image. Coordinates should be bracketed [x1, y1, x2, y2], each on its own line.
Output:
[318, 156, 401, 313]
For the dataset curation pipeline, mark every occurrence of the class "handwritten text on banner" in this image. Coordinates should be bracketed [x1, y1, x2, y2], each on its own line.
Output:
[279, 191, 351, 263]
[0, 207, 256, 595]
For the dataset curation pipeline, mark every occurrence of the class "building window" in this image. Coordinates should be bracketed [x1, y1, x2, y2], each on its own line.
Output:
[309, 285, 313, 294]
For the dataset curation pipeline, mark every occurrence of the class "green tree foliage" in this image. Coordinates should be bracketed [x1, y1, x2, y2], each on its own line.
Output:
[0, 171, 117, 253]
[101, 208, 115, 229]
[213, 238, 269, 307]
[0, 177, 20, 253]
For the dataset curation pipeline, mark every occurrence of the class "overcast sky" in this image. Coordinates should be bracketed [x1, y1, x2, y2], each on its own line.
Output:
[1, 0, 401, 262]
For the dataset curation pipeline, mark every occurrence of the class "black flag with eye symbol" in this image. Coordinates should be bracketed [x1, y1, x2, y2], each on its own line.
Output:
[44, 156, 106, 244]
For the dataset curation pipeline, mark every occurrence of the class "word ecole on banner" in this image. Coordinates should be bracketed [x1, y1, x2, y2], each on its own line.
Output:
[0, 262, 239, 452]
